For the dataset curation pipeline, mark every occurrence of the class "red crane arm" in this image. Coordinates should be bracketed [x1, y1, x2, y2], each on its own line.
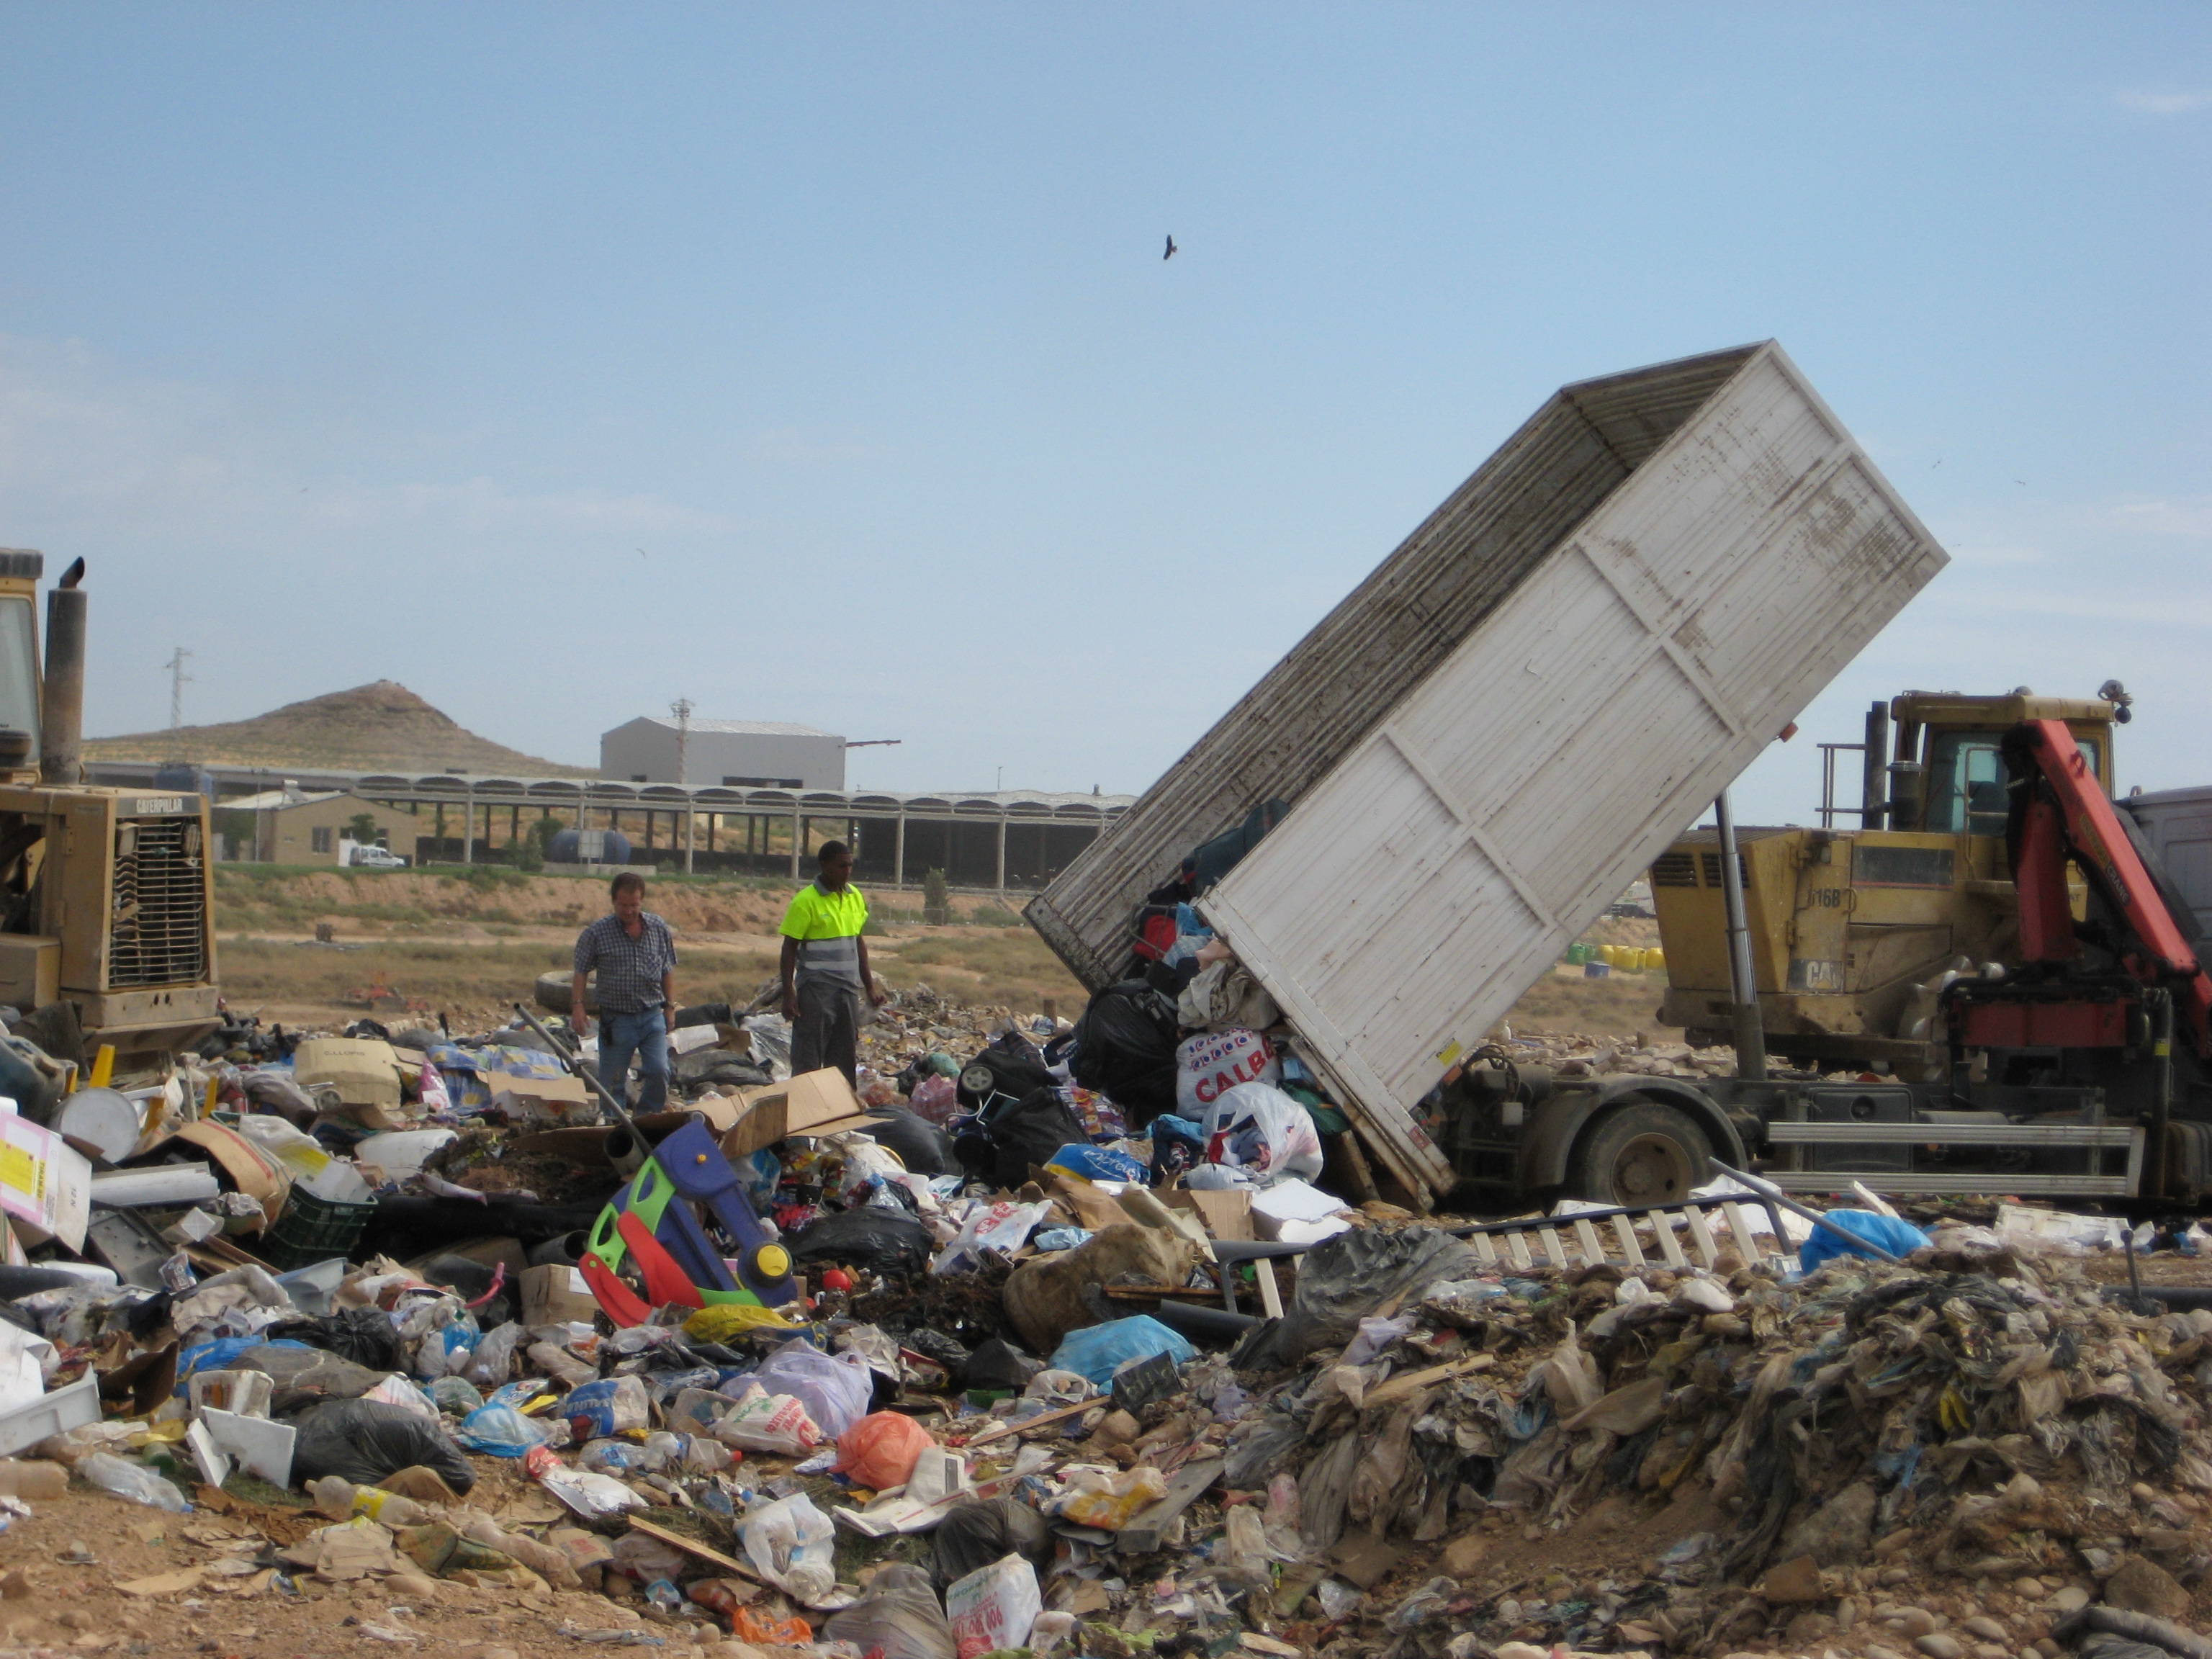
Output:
[2009, 718, 2212, 1054]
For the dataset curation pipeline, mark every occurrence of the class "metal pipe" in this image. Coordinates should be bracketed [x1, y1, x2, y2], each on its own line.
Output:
[1706, 1160, 1904, 1262]
[39, 559, 86, 787]
[2147, 986, 2173, 1200]
[511, 1001, 645, 1177]
[1713, 791, 1768, 1081]
[1861, 701, 1890, 830]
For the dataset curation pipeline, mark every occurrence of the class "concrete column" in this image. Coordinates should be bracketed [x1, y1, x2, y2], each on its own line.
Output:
[790, 809, 802, 879]
[685, 805, 696, 876]
[994, 814, 1007, 895]
[894, 811, 907, 890]
[463, 788, 475, 865]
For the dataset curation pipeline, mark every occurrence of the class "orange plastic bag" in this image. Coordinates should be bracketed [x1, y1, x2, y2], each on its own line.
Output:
[832, 1410, 938, 1491]
[728, 1606, 815, 1646]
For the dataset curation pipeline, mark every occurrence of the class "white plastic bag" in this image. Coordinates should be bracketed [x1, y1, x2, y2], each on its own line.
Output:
[822, 1563, 957, 1659]
[711, 1382, 824, 1456]
[932, 1200, 1050, 1274]
[740, 1491, 837, 1605]
[945, 1552, 1042, 1659]
[1174, 1028, 1281, 1116]
[752, 1340, 876, 1437]
[467, 1321, 525, 1388]
[1197, 1082, 1324, 1187]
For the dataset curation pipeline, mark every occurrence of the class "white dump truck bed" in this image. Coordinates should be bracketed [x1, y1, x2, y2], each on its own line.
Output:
[1030, 341, 1948, 1204]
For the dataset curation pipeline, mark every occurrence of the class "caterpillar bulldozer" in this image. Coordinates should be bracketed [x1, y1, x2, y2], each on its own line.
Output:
[0, 550, 221, 1086]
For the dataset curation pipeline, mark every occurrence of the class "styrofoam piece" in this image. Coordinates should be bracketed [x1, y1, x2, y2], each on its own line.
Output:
[272, 1258, 346, 1316]
[89, 1164, 220, 1209]
[188, 1370, 273, 1420]
[200, 1408, 295, 1488]
[186, 1419, 232, 1488]
[353, 1130, 457, 1183]
[0, 1371, 99, 1459]
[53, 1088, 144, 1163]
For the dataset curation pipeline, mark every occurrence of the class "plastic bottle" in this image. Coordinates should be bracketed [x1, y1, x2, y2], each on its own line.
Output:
[0, 1460, 68, 1500]
[306, 1475, 431, 1527]
[79, 1453, 191, 1513]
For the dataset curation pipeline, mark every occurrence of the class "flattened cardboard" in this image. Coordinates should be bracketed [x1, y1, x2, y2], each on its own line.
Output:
[1161, 1187, 1255, 1241]
[717, 1069, 883, 1161]
[487, 1074, 593, 1125]
[170, 1120, 292, 1223]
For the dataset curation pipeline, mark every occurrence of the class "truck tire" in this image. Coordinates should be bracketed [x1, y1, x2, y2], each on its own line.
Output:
[1568, 1099, 1711, 1207]
[534, 972, 597, 1017]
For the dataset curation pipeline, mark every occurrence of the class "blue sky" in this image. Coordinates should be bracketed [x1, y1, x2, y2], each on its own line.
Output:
[0, 4, 2205, 824]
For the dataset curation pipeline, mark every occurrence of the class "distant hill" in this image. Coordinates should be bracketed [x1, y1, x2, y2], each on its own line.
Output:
[86, 681, 593, 777]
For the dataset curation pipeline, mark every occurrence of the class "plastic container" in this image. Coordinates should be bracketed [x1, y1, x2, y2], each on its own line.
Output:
[272, 1258, 346, 1317]
[257, 1187, 377, 1272]
[187, 1370, 274, 1420]
[0, 1372, 100, 1459]
[79, 1452, 192, 1512]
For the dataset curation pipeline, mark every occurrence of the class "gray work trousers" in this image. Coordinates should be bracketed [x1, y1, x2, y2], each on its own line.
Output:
[791, 977, 861, 1084]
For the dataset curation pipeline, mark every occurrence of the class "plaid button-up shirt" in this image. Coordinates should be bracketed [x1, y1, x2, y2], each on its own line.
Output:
[573, 911, 679, 1015]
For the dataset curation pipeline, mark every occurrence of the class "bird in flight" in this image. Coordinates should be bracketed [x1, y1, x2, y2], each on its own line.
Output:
[1164, 235, 1177, 261]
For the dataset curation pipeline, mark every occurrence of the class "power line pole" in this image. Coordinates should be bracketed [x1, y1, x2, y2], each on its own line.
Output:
[163, 648, 193, 729]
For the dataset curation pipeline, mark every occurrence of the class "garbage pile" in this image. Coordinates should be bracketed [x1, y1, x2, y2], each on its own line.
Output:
[0, 979, 2200, 1659]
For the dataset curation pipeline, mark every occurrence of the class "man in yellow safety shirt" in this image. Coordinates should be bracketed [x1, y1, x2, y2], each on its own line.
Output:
[778, 840, 885, 1083]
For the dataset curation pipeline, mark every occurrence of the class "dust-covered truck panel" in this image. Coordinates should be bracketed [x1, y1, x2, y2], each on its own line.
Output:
[1031, 342, 1948, 1205]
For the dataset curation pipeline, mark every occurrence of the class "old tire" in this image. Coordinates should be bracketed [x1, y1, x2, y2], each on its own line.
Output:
[534, 971, 597, 1017]
[1568, 1099, 1711, 1207]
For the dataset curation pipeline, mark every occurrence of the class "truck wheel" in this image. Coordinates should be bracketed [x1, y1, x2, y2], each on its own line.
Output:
[1570, 1100, 1711, 1206]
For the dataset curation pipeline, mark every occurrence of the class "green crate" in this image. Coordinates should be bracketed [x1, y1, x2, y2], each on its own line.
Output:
[257, 1187, 377, 1272]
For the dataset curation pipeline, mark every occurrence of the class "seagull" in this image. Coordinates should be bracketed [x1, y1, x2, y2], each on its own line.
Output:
[1163, 235, 1177, 261]
[637, 547, 649, 559]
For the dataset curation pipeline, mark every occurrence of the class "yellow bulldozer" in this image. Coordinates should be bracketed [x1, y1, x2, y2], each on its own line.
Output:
[1651, 687, 2128, 1078]
[0, 550, 221, 1082]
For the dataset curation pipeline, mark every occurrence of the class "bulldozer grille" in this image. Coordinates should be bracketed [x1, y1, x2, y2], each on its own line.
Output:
[109, 817, 208, 989]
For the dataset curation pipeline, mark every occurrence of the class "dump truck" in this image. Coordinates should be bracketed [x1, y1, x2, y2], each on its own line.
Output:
[1028, 341, 1951, 1210]
[0, 551, 221, 1079]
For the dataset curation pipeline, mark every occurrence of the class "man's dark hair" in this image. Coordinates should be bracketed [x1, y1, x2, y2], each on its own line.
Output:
[817, 841, 850, 865]
[610, 870, 647, 899]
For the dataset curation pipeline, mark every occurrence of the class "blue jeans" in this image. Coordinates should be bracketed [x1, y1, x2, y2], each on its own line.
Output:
[598, 1008, 670, 1113]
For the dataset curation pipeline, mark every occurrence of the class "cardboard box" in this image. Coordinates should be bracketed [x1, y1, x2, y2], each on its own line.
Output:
[0, 1114, 91, 1253]
[293, 1038, 409, 1128]
[1161, 1186, 1255, 1241]
[717, 1069, 882, 1161]
[1251, 1177, 1354, 1242]
[487, 1074, 594, 1125]
[521, 1263, 601, 1327]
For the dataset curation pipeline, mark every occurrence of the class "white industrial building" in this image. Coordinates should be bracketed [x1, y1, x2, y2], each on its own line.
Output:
[599, 716, 847, 789]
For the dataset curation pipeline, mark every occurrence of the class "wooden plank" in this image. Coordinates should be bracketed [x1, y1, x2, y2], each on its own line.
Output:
[1610, 1213, 1647, 1268]
[1572, 1218, 1605, 1267]
[1253, 1256, 1284, 1320]
[963, 1398, 1093, 1446]
[1684, 1207, 1719, 1267]
[1537, 1226, 1568, 1269]
[1721, 1201, 1761, 1260]
[1655, 1215, 1689, 1269]
[1360, 1352, 1494, 1409]
[1505, 1231, 1533, 1271]
[627, 1516, 771, 1586]
[1116, 1457, 1223, 1554]
[1470, 1232, 1498, 1266]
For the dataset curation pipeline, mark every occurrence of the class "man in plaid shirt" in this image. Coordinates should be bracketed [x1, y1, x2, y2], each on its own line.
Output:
[571, 870, 679, 1112]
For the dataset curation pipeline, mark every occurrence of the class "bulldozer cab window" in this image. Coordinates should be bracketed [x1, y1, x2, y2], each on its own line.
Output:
[1925, 731, 2105, 832]
[0, 599, 38, 751]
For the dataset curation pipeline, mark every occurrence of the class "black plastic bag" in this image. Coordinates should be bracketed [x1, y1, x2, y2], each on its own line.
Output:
[958, 1040, 1055, 1109]
[1269, 1226, 1483, 1362]
[270, 1308, 404, 1372]
[932, 1495, 1051, 1588]
[861, 1107, 958, 1177]
[979, 1087, 1089, 1189]
[1069, 982, 1179, 1124]
[289, 1398, 477, 1493]
[788, 1207, 935, 1278]
[954, 1337, 1037, 1392]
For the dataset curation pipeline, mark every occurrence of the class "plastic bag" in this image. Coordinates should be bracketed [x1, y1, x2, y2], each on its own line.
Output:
[712, 1383, 824, 1456]
[945, 1552, 1042, 1659]
[1070, 982, 1180, 1123]
[80, 1453, 192, 1513]
[1052, 1465, 1166, 1529]
[909, 1074, 958, 1126]
[1267, 1226, 1483, 1362]
[932, 1498, 1051, 1589]
[1174, 1028, 1281, 1116]
[1799, 1208, 1932, 1270]
[465, 1321, 525, 1388]
[558, 1375, 649, 1439]
[753, 1340, 874, 1438]
[822, 1563, 957, 1659]
[788, 1206, 936, 1278]
[932, 1200, 1050, 1274]
[428, 1375, 482, 1415]
[833, 1411, 936, 1491]
[1042, 1145, 1148, 1185]
[863, 1107, 959, 1176]
[739, 1491, 836, 1604]
[455, 1402, 549, 1457]
[1048, 1316, 1195, 1388]
[290, 1398, 477, 1493]
[976, 1089, 1091, 1190]
[1197, 1082, 1324, 1187]
[273, 1307, 405, 1372]
[1341, 1315, 1415, 1367]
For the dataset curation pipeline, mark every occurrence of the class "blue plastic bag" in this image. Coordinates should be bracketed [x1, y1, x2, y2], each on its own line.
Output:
[1050, 1316, 1197, 1386]
[455, 1401, 548, 1457]
[176, 1336, 308, 1393]
[1799, 1208, 1930, 1270]
[1045, 1144, 1148, 1184]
